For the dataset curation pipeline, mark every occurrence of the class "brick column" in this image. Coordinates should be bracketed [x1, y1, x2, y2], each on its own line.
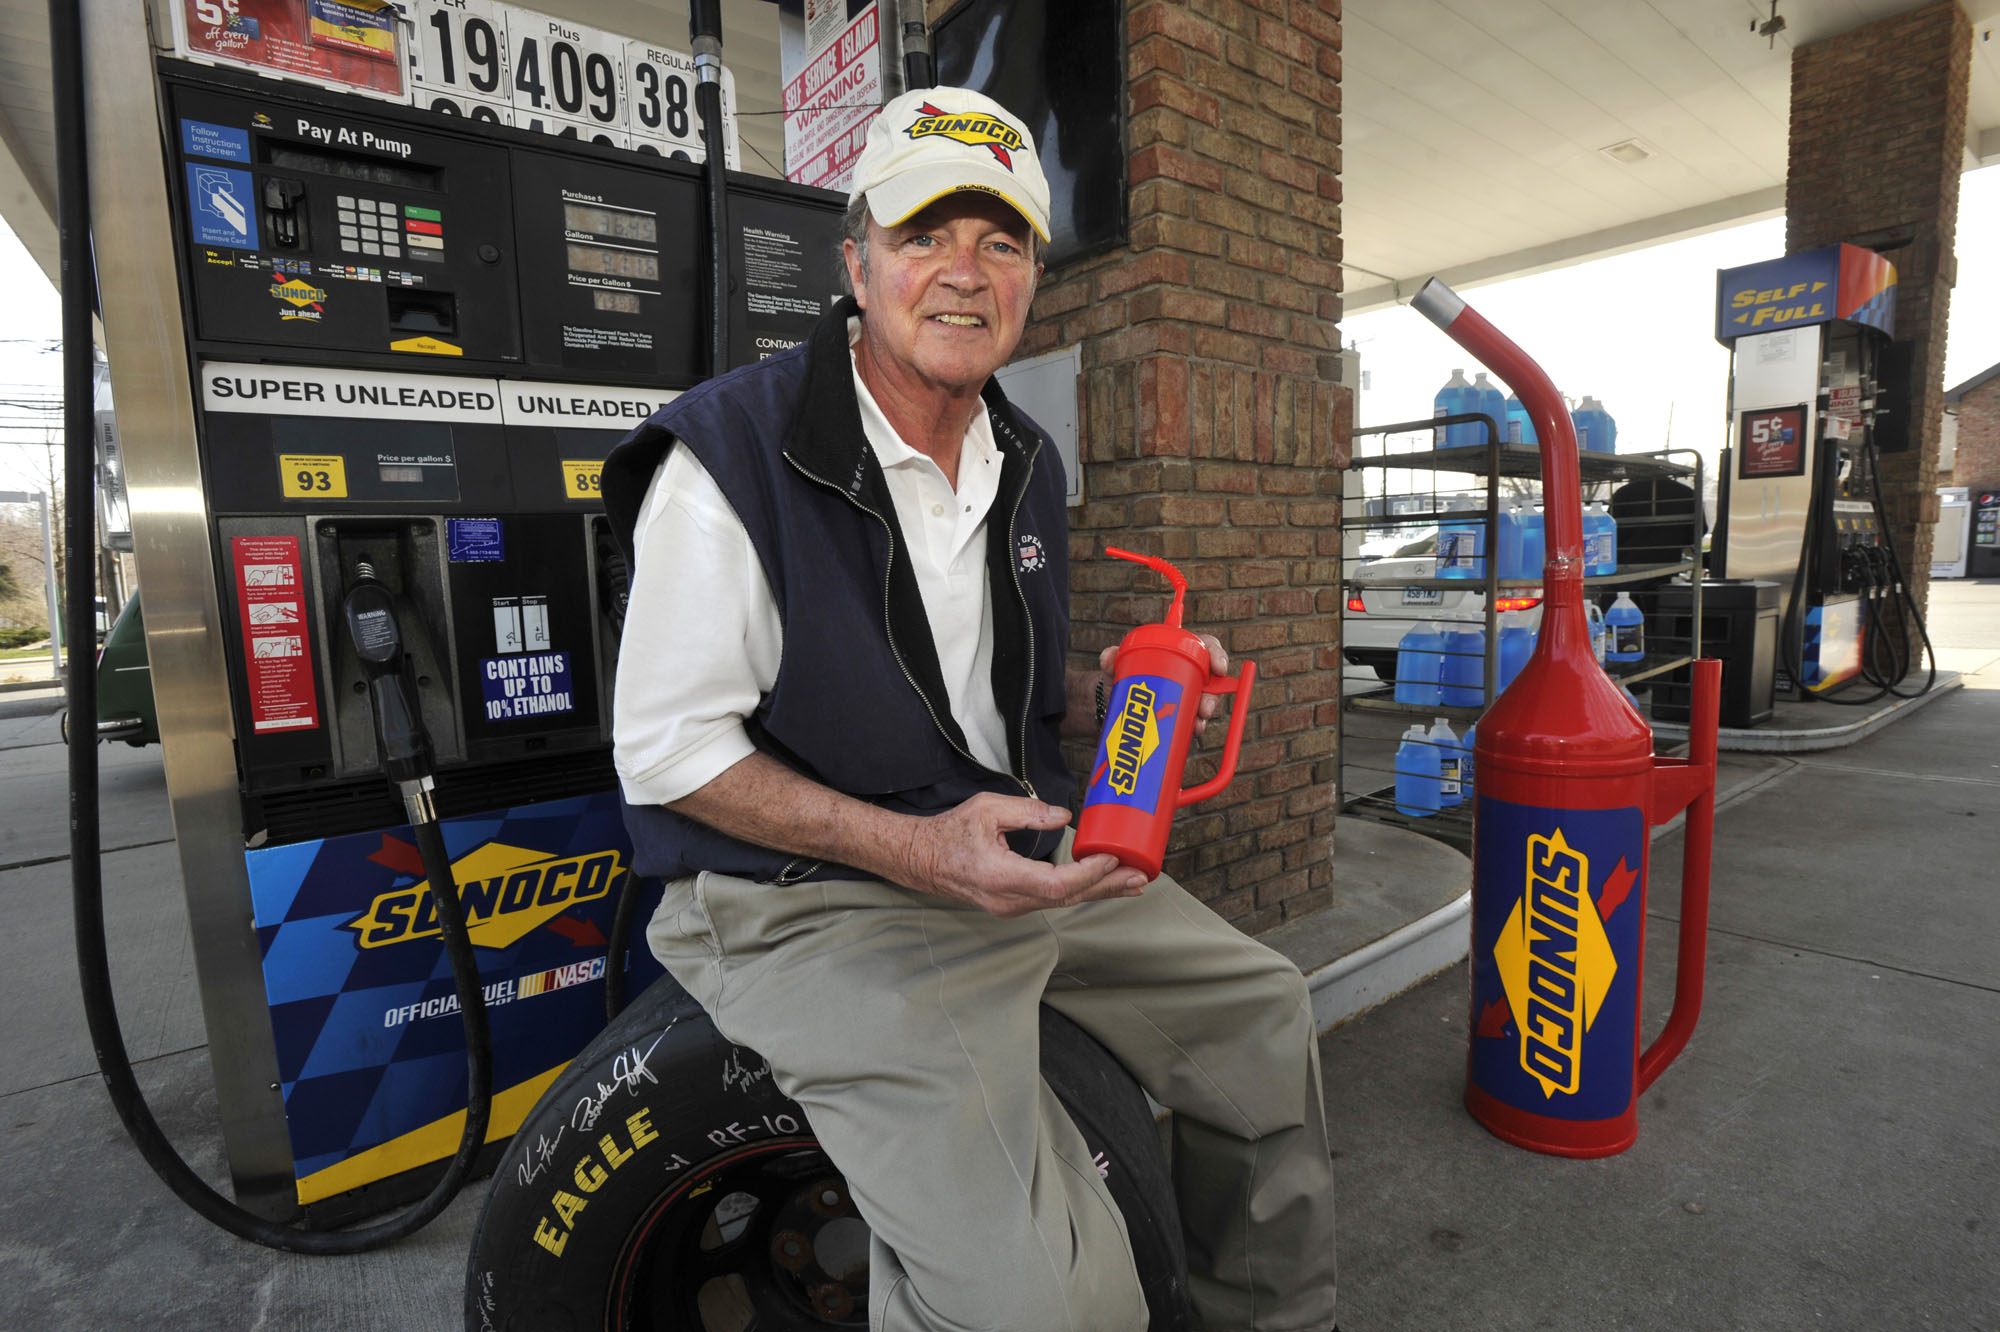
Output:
[1787, 1, 1971, 636]
[1948, 380, 2000, 486]
[1013, 0, 1348, 932]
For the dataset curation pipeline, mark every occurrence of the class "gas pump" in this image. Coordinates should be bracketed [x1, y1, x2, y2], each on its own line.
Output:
[65, 3, 848, 1231]
[1711, 244, 1934, 700]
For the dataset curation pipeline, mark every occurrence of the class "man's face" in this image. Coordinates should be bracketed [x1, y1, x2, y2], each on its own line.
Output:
[844, 193, 1041, 396]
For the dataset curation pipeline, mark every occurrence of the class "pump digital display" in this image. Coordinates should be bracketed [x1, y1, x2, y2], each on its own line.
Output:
[566, 243, 659, 282]
[592, 290, 642, 314]
[264, 143, 442, 191]
[563, 202, 657, 243]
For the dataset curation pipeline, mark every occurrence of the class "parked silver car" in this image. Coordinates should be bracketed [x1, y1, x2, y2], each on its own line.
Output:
[1341, 532, 1543, 686]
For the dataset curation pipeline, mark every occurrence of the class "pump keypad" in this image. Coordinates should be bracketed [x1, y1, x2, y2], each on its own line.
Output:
[335, 195, 413, 259]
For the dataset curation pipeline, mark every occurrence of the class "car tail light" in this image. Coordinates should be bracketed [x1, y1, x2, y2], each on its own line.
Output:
[1346, 595, 1367, 613]
[1494, 595, 1542, 612]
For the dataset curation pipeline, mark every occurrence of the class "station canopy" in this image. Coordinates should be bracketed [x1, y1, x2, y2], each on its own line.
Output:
[1, 1, 1997, 314]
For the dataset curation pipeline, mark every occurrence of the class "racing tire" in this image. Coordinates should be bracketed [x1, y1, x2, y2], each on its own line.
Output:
[466, 974, 1193, 1332]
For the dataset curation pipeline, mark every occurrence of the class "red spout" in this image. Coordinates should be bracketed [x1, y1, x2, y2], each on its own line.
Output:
[1410, 278, 1648, 772]
[1410, 280, 1583, 612]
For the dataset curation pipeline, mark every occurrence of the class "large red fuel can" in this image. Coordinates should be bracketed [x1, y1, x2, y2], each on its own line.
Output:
[1073, 548, 1257, 881]
[1413, 279, 1722, 1158]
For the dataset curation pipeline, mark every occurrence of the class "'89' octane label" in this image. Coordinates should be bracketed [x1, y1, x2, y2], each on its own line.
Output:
[1084, 674, 1184, 815]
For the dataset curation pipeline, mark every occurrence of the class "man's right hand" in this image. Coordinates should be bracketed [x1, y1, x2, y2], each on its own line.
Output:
[898, 792, 1150, 918]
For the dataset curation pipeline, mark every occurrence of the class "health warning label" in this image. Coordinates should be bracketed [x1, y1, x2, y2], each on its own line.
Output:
[231, 536, 320, 733]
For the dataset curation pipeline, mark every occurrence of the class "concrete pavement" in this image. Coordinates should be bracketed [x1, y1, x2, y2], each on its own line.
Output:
[1328, 578, 2000, 1331]
[1, 582, 1995, 1329]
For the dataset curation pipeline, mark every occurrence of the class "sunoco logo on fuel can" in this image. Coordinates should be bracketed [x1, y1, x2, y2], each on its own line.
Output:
[1084, 675, 1183, 814]
[1469, 798, 1645, 1121]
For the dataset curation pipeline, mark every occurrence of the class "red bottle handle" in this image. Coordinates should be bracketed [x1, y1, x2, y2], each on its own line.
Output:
[1176, 660, 1257, 808]
[1638, 657, 1721, 1092]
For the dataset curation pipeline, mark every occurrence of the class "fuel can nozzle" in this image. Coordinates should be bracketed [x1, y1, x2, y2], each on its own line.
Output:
[1073, 547, 1256, 881]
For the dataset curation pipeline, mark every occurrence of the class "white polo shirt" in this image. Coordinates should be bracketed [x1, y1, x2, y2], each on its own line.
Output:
[613, 325, 1012, 807]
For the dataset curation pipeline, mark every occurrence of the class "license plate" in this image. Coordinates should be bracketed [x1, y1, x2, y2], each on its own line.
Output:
[1401, 587, 1442, 605]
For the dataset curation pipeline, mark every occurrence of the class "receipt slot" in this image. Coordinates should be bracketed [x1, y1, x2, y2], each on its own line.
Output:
[85, 37, 847, 1221]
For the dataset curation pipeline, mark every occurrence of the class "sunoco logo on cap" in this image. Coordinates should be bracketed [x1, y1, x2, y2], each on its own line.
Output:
[905, 102, 1024, 170]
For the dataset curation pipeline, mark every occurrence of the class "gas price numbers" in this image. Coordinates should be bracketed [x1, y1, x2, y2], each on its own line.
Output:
[409, 0, 738, 163]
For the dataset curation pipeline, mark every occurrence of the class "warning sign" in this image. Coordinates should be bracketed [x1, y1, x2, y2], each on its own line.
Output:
[232, 535, 321, 732]
[782, 3, 881, 193]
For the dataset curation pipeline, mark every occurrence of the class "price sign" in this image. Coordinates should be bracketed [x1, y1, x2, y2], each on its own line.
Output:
[280, 454, 350, 499]
[624, 44, 739, 165]
[559, 459, 603, 500]
[507, 11, 628, 144]
[410, 0, 514, 122]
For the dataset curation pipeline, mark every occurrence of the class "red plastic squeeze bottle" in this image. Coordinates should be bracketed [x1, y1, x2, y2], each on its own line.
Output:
[1073, 547, 1257, 881]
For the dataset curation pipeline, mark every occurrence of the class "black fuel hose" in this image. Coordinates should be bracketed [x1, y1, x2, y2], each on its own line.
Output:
[53, 0, 492, 1250]
[1779, 440, 1936, 707]
[691, 0, 729, 377]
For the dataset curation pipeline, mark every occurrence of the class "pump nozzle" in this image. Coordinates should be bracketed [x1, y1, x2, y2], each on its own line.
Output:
[1104, 546, 1187, 628]
[343, 560, 435, 809]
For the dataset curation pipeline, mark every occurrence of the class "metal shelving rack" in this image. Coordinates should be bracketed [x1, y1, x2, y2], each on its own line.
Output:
[1337, 413, 1705, 847]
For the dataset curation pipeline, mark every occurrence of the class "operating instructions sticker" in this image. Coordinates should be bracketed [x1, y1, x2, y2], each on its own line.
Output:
[481, 651, 575, 720]
[449, 517, 504, 562]
[187, 163, 260, 250]
[230, 535, 320, 732]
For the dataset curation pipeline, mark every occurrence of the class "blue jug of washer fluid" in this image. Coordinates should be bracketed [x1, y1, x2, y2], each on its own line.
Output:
[1496, 504, 1529, 581]
[1472, 373, 1506, 445]
[1429, 716, 1463, 808]
[1435, 500, 1485, 580]
[1571, 395, 1617, 454]
[1394, 620, 1446, 707]
[1395, 723, 1442, 817]
[1520, 504, 1545, 579]
[1503, 394, 1538, 446]
[1434, 369, 1480, 449]
[1441, 626, 1486, 707]
[1585, 501, 1619, 577]
[1459, 722, 1476, 799]
[1606, 591, 1646, 663]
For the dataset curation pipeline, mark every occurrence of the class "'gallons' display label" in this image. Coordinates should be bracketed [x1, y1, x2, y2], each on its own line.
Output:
[1084, 674, 1184, 815]
[1470, 796, 1645, 1121]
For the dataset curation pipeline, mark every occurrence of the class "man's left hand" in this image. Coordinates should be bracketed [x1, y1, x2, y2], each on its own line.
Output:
[1098, 633, 1230, 736]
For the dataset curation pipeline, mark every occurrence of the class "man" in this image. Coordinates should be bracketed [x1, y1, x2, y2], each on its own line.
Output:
[602, 86, 1338, 1332]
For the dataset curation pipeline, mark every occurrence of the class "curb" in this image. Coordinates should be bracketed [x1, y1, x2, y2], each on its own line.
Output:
[1649, 673, 1962, 752]
[1303, 890, 1471, 1034]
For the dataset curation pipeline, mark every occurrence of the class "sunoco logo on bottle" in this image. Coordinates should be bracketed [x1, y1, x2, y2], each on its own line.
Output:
[1087, 675, 1181, 812]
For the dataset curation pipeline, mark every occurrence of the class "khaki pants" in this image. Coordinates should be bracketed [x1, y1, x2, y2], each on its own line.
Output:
[647, 840, 1339, 1332]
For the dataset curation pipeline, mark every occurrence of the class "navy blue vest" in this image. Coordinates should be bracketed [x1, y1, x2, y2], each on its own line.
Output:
[601, 298, 1075, 884]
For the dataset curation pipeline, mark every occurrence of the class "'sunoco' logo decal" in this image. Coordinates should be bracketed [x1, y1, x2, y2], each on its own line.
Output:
[1491, 829, 1621, 1097]
[1017, 534, 1046, 572]
[905, 103, 1024, 170]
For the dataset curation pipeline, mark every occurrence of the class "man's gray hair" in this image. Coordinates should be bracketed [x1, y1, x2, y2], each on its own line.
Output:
[838, 192, 1046, 296]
